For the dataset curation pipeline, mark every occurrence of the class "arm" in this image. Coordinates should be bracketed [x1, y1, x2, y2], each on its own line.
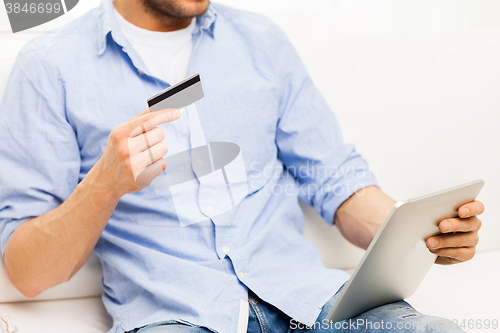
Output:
[265, 21, 484, 266]
[4, 108, 179, 298]
[334, 186, 395, 250]
[5, 172, 121, 298]
[269, 22, 378, 226]
[0, 50, 180, 297]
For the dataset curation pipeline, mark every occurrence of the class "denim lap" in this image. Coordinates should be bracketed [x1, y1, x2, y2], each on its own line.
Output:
[333, 301, 466, 333]
[130, 284, 465, 333]
[248, 289, 291, 333]
[293, 284, 465, 333]
[130, 320, 212, 333]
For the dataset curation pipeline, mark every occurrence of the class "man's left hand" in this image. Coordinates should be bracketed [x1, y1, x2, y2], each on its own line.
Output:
[426, 200, 484, 265]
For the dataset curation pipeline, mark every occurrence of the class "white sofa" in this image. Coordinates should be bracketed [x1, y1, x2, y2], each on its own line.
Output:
[1, 1, 500, 332]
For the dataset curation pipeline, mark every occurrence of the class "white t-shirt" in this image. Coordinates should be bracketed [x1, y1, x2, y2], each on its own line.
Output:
[114, 8, 196, 84]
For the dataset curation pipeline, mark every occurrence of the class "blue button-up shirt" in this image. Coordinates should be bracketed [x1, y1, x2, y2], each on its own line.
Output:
[0, 1, 378, 332]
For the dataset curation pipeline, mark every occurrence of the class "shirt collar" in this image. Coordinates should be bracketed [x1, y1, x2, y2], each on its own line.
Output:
[96, 0, 217, 56]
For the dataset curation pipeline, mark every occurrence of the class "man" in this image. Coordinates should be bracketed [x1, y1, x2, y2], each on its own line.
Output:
[0, 0, 484, 332]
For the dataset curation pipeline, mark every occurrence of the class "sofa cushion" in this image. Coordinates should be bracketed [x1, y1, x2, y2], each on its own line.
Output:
[0, 253, 103, 303]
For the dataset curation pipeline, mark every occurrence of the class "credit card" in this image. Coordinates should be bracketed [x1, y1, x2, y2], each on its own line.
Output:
[147, 73, 204, 112]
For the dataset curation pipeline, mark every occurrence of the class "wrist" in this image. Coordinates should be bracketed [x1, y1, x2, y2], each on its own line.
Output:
[80, 161, 124, 203]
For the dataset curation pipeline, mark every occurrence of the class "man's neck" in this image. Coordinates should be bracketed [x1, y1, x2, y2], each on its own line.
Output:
[114, 0, 193, 32]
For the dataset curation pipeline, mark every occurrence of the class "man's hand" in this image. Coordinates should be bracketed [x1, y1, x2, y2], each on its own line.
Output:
[426, 200, 484, 265]
[5, 107, 181, 297]
[89, 107, 180, 198]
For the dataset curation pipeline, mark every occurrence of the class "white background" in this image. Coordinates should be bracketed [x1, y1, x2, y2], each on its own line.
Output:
[0, 2, 499, 331]
[0, 0, 499, 254]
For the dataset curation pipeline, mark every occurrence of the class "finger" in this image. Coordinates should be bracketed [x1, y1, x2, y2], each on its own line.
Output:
[129, 109, 180, 137]
[426, 231, 479, 250]
[125, 109, 170, 136]
[127, 127, 165, 154]
[437, 216, 481, 233]
[137, 142, 169, 170]
[435, 256, 463, 265]
[130, 142, 168, 180]
[136, 158, 166, 188]
[429, 246, 476, 263]
[458, 200, 485, 218]
[127, 107, 151, 121]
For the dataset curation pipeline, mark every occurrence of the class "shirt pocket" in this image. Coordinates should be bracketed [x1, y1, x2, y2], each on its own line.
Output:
[223, 90, 280, 193]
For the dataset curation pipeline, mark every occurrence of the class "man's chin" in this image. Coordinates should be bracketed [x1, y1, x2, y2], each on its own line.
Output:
[141, 0, 210, 20]
[172, 0, 208, 15]
[188, 5, 210, 18]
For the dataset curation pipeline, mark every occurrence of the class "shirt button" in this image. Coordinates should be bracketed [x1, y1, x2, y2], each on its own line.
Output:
[206, 206, 214, 213]
[196, 156, 203, 166]
[222, 246, 230, 254]
[238, 271, 246, 279]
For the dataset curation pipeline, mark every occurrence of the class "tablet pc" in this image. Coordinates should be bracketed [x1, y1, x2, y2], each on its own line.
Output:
[326, 179, 485, 323]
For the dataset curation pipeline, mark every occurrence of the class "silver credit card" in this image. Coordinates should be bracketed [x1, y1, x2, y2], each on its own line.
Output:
[147, 73, 204, 112]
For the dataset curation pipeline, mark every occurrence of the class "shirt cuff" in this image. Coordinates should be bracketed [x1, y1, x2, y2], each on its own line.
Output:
[0, 217, 30, 260]
[319, 168, 379, 226]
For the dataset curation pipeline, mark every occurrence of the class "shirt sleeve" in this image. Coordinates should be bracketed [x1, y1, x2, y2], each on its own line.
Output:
[0, 44, 81, 258]
[272, 25, 379, 226]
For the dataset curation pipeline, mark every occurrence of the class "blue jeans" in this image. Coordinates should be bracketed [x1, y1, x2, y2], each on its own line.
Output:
[129, 284, 464, 333]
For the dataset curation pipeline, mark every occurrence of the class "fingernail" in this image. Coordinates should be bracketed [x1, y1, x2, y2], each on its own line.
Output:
[427, 238, 438, 248]
[462, 207, 470, 217]
[441, 221, 451, 232]
[173, 109, 181, 118]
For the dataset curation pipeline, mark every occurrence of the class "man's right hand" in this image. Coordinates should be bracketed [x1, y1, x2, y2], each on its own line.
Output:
[89, 108, 181, 198]
[4, 107, 180, 298]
